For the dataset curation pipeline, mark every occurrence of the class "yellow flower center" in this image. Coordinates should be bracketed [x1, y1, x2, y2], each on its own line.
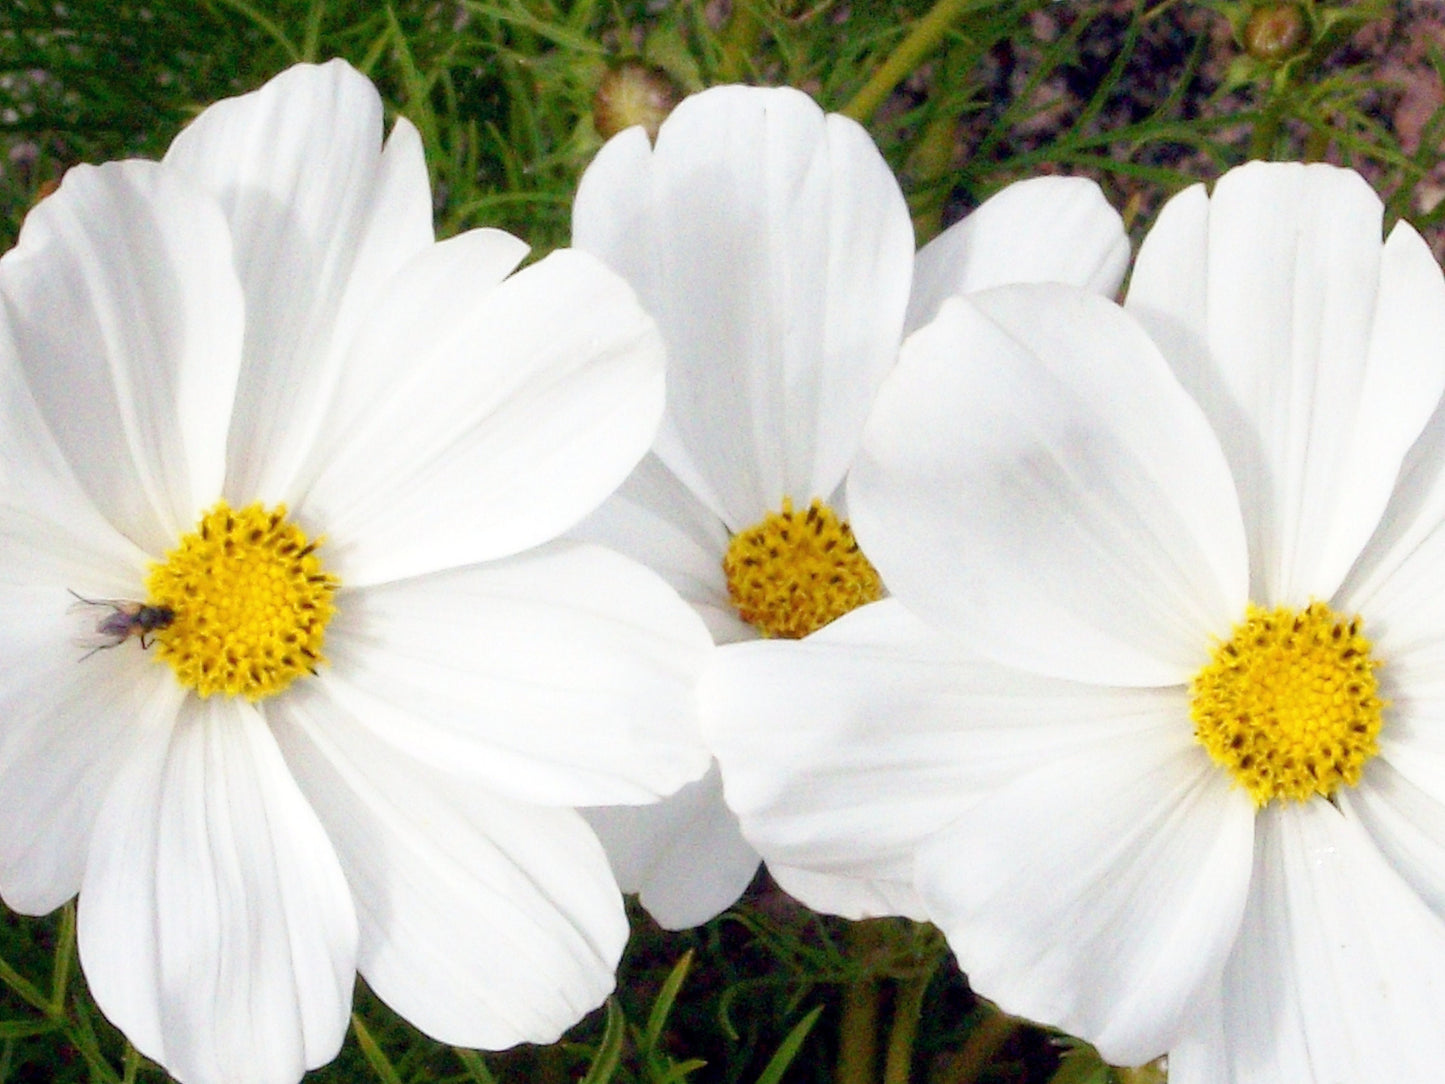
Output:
[144, 501, 339, 700]
[1190, 600, 1384, 807]
[722, 497, 883, 639]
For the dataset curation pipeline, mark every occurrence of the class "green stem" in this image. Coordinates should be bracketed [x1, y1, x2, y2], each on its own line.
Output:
[836, 971, 879, 1084]
[880, 955, 940, 1084]
[1248, 85, 1290, 160]
[301, 0, 326, 62]
[843, 0, 995, 122]
[49, 901, 77, 1016]
[121, 1043, 143, 1084]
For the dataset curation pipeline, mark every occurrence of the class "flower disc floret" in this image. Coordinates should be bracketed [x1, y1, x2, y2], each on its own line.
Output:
[723, 498, 883, 639]
[145, 501, 338, 700]
[1190, 600, 1384, 806]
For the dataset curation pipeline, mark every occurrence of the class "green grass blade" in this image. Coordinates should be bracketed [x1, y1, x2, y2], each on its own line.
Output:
[352, 1014, 405, 1084]
[754, 1006, 823, 1084]
[643, 950, 693, 1056]
[578, 998, 626, 1084]
[453, 1047, 499, 1084]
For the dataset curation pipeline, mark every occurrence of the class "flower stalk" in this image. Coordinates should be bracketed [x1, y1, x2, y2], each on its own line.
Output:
[843, 0, 997, 122]
[881, 950, 942, 1084]
[837, 950, 880, 1084]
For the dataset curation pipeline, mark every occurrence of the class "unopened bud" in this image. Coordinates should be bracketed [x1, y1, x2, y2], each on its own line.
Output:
[593, 60, 682, 141]
[1244, 3, 1308, 63]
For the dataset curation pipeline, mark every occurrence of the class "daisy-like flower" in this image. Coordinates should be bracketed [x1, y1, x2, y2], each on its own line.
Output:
[0, 61, 711, 1084]
[569, 84, 1129, 928]
[705, 159, 1445, 1079]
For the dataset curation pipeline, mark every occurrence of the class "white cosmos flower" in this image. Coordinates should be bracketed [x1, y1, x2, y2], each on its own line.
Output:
[569, 84, 1129, 928]
[0, 60, 711, 1084]
[704, 159, 1445, 1079]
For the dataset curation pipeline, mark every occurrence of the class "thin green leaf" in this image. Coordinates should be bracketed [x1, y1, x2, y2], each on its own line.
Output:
[643, 950, 693, 1057]
[202, 0, 300, 60]
[1072, 4, 1143, 134]
[652, 1058, 708, 1084]
[352, 1014, 405, 1084]
[0, 952, 49, 1017]
[453, 1047, 499, 1084]
[754, 1006, 824, 1084]
[0, 1018, 60, 1040]
[463, 2, 605, 54]
[66, 995, 121, 1084]
[578, 998, 626, 1084]
[383, 4, 442, 155]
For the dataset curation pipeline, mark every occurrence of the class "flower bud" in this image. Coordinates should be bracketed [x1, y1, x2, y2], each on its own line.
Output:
[593, 60, 682, 141]
[1243, 3, 1309, 63]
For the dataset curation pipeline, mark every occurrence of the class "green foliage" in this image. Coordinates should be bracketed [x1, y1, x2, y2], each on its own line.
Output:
[0, 1, 1437, 1082]
[3, 0, 1437, 250]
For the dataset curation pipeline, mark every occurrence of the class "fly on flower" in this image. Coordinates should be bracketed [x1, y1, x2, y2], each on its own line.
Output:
[0, 57, 710, 1084]
[67, 590, 175, 658]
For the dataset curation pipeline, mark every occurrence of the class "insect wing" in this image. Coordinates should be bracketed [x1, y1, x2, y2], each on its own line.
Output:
[67, 592, 148, 657]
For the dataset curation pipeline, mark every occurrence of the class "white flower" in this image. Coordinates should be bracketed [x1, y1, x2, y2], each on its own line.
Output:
[704, 160, 1445, 1079]
[0, 60, 711, 1084]
[570, 83, 1130, 928]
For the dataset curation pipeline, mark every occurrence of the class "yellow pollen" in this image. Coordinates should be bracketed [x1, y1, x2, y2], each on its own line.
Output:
[144, 501, 339, 701]
[1190, 600, 1384, 807]
[722, 497, 883, 639]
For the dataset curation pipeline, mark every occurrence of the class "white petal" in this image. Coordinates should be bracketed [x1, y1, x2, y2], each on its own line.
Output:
[316, 542, 711, 805]
[78, 697, 357, 1084]
[0, 582, 183, 913]
[271, 693, 626, 1047]
[851, 285, 1248, 686]
[704, 599, 1193, 896]
[321, 117, 435, 400]
[582, 762, 759, 929]
[163, 60, 435, 503]
[302, 248, 665, 584]
[1164, 989, 1230, 1084]
[0, 463, 173, 913]
[574, 84, 914, 528]
[704, 601, 969, 889]
[286, 225, 526, 510]
[916, 721, 1254, 1067]
[905, 176, 1128, 333]
[0, 387, 152, 595]
[1201, 802, 1445, 1082]
[1338, 386, 1445, 643]
[1335, 498, 1445, 674]
[1340, 755, 1445, 920]
[768, 865, 928, 922]
[0, 160, 241, 552]
[1127, 161, 1445, 605]
[0, 312, 149, 580]
[1334, 512, 1445, 891]
[567, 453, 752, 644]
